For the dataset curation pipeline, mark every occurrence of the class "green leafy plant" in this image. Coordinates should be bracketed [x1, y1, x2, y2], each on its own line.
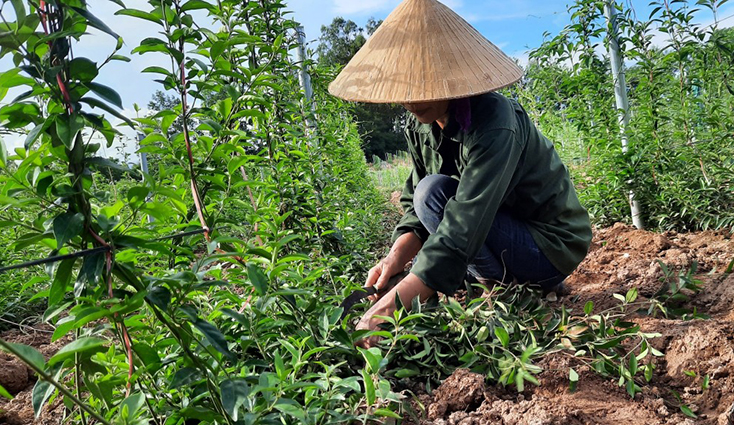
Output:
[649, 261, 705, 318]
[522, 0, 734, 231]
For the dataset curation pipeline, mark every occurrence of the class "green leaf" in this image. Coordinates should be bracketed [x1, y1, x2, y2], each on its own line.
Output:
[629, 355, 638, 376]
[569, 368, 579, 392]
[211, 40, 225, 60]
[248, 265, 268, 295]
[119, 392, 145, 421]
[106, 0, 126, 8]
[625, 287, 638, 303]
[626, 378, 638, 398]
[49, 259, 75, 306]
[53, 212, 84, 250]
[69, 7, 121, 40]
[584, 301, 594, 315]
[362, 369, 375, 406]
[0, 15, 38, 50]
[220, 379, 249, 421]
[114, 9, 163, 25]
[75, 251, 105, 296]
[495, 327, 510, 348]
[84, 82, 123, 109]
[181, 0, 215, 12]
[69, 58, 99, 82]
[374, 408, 401, 419]
[55, 114, 85, 149]
[48, 337, 106, 366]
[192, 319, 235, 360]
[79, 97, 134, 127]
[141, 66, 172, 76]
[0, 383, 12, 400]
[394, 368, 420, 378]
[273, 400, 306, 422]
[0, 341, 45, 370]
[169, 367, 201, 389]
[644, 363, 654, 382]
[358, 347, 382, 374]
[274, 350, 285, 379]
[146, 286, 171, 311]
[52, 308, 111, 342]
[24, 120, 49, 149]
[0, 138, 7, 167]
[32, 364, 63, 418]
[110, 54, 131, 62]
[0, 68, 34, 88]
[680, 405, 697, 418]
[10, 0, 26, 26]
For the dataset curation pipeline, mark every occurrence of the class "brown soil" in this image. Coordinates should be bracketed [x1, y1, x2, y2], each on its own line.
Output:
[409, 223, 734, 425]
[0, 325, 69, 425]
[2, 224, 733, 425]
[390, 190, 403, 210]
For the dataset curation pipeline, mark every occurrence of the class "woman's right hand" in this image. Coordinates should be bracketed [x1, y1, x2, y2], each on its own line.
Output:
[365, 232, 423, 301]
[364, 256, 404, 302]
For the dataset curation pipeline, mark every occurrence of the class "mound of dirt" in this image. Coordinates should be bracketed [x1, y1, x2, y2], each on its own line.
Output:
[427, 369, 486, 420]
[566, 223, 733, 311]
[0, 357, 29, 395]
[0, 325, 68, 425]
[410, 224, 734, 425]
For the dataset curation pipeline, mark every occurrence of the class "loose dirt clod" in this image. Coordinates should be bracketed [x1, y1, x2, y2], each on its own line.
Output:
[427, 369, 485, 420]
[0, 356, 29, 395]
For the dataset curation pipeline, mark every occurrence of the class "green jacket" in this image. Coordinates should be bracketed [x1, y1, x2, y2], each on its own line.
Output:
[393, 92, 592, 295]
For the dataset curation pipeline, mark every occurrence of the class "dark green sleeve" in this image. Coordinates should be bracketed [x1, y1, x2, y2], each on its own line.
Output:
[410, 129, 523, 294]
[391, 130, 430, 244]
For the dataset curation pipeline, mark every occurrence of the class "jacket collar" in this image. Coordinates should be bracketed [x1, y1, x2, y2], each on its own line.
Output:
[407, 114, 464, 150]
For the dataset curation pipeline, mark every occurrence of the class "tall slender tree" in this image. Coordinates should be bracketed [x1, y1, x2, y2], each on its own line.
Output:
[318, 17, 406, 160]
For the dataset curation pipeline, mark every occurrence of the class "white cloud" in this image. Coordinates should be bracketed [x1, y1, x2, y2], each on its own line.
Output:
[511, 50, 531, 68]
[1, 108, 148, 165]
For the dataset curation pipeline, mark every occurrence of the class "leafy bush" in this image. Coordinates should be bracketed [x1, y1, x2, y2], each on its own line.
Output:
[516, 0, 734, 231]
[0, 1, 728, 424]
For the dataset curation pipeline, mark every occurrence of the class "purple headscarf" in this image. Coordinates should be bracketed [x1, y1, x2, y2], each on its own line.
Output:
[453, 97, 472, 132]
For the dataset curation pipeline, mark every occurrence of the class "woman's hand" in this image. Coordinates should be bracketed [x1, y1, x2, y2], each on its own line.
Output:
[365, 233, 423, 302]
[364, 257, 404, 302]
[355, 273, 436, 349]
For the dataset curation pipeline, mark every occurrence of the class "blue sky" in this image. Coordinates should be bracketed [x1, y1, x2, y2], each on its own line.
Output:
[1, 0, 733, 157]
[25, 0, 734, 110]
[288, 0, 575, 62]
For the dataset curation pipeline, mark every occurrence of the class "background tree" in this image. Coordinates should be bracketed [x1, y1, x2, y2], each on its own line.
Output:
[147, 90, 183, 134]
[318, 17, 406, 160]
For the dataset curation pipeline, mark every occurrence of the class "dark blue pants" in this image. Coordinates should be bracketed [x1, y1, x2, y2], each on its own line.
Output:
[414, 174, 565, 290]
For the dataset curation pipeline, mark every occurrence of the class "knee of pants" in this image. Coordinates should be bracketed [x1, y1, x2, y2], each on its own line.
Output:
[414, 174, 458, 231]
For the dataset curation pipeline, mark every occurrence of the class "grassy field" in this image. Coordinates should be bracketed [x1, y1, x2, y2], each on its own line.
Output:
[367, 152, 412, 194]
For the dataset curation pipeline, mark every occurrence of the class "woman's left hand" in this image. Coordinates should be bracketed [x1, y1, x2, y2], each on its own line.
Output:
[355, 273, 436, 349]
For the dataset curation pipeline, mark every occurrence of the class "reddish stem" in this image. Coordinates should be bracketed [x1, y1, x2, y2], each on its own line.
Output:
[90, 230, 133, 395]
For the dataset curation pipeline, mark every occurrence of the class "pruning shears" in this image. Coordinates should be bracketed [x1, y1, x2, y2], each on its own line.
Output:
[338, 271, 409, 324]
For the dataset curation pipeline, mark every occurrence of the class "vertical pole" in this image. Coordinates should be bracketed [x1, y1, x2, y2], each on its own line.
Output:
[604, 0, 644, 230]
[137, 132, 153, 223]
[137, 133, 149, 175]
[295, 26, 316, 133]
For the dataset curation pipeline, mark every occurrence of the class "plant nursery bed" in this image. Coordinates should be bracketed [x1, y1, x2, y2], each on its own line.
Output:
[1, 224, 733, 425]
[407, 223, 734, 425]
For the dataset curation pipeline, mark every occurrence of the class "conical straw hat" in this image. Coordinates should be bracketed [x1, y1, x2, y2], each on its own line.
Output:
[328, 0, 524, 104]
